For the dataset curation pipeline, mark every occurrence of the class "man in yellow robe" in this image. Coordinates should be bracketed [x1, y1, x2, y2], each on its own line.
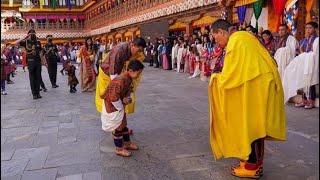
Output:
[95, 38, 146, 115]
[209, 19, 286, 179]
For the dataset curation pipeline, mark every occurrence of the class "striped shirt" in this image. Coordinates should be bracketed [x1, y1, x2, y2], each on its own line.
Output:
[100, 42, 132, 76]
[100, 72, 133, 113]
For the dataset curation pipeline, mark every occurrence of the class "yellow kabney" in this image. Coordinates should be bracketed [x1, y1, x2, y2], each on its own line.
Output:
[95, 52, 145, 114]
[208, 31, 286, 161]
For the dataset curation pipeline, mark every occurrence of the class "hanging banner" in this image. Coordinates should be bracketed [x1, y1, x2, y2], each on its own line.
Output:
[305, 0, 315, 23]
[66, 0, 71, 10]
[39, 0, 44, 9]
[272, 0, 286, 30]
[52, 0, 57, 9]
[253, 0, 264, 28]
[285, 0, 298, 36]
[9, 0, 13, 7]
[237, 5, 247, 25]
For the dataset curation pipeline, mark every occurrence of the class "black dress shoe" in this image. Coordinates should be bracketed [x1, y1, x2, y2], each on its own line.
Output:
[43, 88, 47, 92]
[70, 89, 76, 93]
[33, 95, 41, 99]
[52, 85, 59, 88]
[154, 66, 159, 68]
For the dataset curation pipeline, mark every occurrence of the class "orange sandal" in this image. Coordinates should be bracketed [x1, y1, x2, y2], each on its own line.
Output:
[124, 142, 139, 150]
[115, 147, 132, 157]
[230, 163, 263, 179]
[231, 160, 245, 169]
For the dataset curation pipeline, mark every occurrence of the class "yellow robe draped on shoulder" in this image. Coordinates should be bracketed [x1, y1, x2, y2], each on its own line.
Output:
[208, 31, 286, 161]
[95, 52, 145, 114]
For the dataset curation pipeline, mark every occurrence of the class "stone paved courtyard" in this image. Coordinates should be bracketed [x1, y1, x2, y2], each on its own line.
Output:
[1, 64, 319, 180]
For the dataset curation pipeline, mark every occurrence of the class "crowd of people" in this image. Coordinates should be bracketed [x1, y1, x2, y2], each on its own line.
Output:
[145, 21, 319, 109]
[1, 20, 319, 104]
[0, 34, 117, 96]
[0, 18, 319, 179]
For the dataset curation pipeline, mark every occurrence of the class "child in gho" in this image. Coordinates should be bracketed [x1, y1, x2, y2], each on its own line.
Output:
[100, 60, 144, 157]
[66, 59, 79, 93]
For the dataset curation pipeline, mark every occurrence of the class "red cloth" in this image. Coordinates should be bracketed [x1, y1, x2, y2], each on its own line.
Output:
[189, 54, 196, 74]
[272, 0, 286, 29]
[1, 60, 7, 81]
[22, 51, 27, 68]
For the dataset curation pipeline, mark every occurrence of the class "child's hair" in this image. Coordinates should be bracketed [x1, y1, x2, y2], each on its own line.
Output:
[306, 21, 319, 29]
[191, 47, 199, 56]
[65, 59, 72, 64]
[127, 60, 144, 71]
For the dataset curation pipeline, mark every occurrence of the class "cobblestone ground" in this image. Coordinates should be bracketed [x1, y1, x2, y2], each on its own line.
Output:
[1, 64, 319, 180]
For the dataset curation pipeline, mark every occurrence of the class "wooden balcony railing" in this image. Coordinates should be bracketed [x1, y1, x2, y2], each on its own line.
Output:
[21, 0, 91, 9]
[85, 0, 173, 30]
[2, 21, 85, 33]
[1, 0, 22, 4]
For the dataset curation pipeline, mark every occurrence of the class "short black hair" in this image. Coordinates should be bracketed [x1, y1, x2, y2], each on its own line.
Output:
[132, 37, 147, 48]
[279, 24, 288, 29]
[246, 25, 254, 29]
[262, 30, 272, 36]
[127, 60, 144, 72]
[306, 21, 319, 29]
[28, 29, 36, 34]
[250, 28, 258, 34]
[46, 35, 53, 38]
[211, 19, 232, 33]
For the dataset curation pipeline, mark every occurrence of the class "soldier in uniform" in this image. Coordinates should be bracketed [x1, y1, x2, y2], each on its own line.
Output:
[14, 29, 43, 99]
[43, 35, 59, 88]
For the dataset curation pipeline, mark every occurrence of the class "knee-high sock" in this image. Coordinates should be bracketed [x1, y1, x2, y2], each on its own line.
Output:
[122, 127, 130, 142]
[113, 130, 123, 147]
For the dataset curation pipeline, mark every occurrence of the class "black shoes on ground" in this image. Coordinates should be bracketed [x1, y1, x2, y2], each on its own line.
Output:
[40, 88, 47, 92]
[33, 94, 42, 99]
[70, 87, 77, 93]
[52, 84, 59, 88]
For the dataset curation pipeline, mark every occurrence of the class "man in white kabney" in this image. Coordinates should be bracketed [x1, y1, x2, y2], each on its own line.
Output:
[274, 24, 299, 80]
[282, 21, 319, 109]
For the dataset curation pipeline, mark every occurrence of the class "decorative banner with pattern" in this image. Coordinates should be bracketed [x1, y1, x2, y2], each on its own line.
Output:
[220, 10, 227, 20]
[285, 0, 298, 36]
